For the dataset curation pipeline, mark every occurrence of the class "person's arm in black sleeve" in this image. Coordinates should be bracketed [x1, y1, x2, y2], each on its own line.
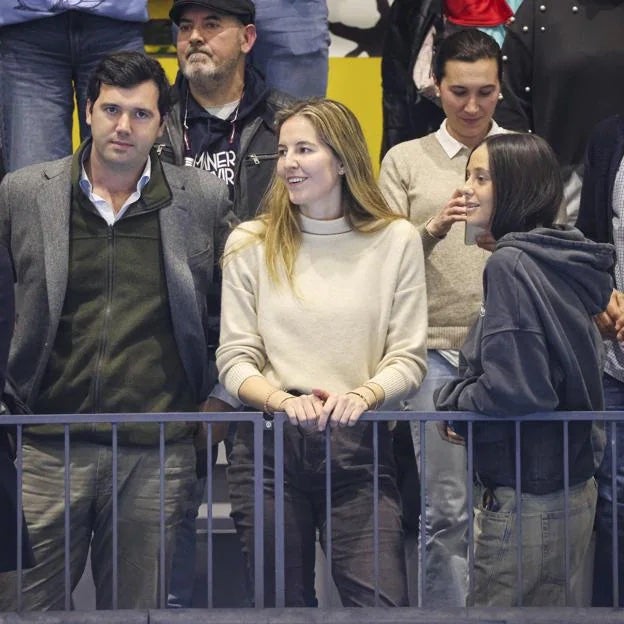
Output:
[381, 0, 416, 158]
[577, 115, 624, 244]
[381, 0, 444, 158]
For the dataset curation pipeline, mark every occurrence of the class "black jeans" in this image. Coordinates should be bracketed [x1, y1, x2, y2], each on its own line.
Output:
[227, 420, 408, 607]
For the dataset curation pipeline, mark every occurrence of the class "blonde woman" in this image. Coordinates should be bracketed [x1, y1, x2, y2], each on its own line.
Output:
[217, 99, 427, 607]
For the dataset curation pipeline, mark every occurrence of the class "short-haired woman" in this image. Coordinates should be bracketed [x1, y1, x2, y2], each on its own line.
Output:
[379, 28, 507, 606]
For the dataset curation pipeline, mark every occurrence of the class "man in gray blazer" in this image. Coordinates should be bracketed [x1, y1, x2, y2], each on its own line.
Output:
[0, 51, 230, 610]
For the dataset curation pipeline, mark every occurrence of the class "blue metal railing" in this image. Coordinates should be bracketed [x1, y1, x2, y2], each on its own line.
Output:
[1, 409, 622, 614]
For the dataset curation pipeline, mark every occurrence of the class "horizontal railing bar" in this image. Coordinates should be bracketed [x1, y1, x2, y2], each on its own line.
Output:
[1, 410, 623, 426]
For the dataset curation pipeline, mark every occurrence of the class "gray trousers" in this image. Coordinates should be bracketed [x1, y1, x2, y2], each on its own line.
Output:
[0, 437, 195, 610]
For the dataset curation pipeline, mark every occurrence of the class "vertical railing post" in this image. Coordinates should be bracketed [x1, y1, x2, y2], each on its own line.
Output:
[418, 417, 426, 607]
[64, 424, 71, 611]
[159, 422, 166, 609]
[466, 420, 475, 602]
[253, 415, 265, 608]
[16, 425, 23, 612]
[514, 421, 523, 606]
[205, 421, 214, 608]
[274, 414, 285, 607]
[563, 421, 571, 605]
[112, 422, 119, 609]
[611, 420, 619, 608]
[373, 420, 380, 606]
[325, 428, 333, 602]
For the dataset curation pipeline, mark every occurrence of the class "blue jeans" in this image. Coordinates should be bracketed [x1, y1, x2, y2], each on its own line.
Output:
[408, 351, 468, 606]
[469, 478, 597, 606]
[251, 0, 329, 98]
[592, 372, 624, 606]
[227, 420, 408, 607]
[0, 11, 144, 172]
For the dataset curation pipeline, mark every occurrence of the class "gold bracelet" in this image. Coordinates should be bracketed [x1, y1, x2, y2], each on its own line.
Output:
[277, 396, 295, 410]
[362, 383, 380, 410]
[346, 391, 370, 409]
[262, 389, 282, 415]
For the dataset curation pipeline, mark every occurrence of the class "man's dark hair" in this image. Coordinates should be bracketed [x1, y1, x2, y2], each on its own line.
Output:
[433, 29, 503, 84]
[87, 51, 171, 120]
[476, 133, 562, 240]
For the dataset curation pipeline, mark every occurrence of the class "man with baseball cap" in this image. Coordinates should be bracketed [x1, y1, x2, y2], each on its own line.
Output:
[161, 0, 294, 607]
[158, 0, 292, 223]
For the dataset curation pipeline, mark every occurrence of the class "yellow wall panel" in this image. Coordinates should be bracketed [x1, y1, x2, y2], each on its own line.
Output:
[326, 57, 382, 173]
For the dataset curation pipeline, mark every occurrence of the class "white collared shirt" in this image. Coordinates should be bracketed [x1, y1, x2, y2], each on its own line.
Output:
[79, 156, 151, 226]
[434, 118, 507, 159]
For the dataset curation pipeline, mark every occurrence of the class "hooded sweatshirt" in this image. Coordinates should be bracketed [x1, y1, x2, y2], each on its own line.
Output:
[175, 66, 270, 195]
[435, 226, 615, 493]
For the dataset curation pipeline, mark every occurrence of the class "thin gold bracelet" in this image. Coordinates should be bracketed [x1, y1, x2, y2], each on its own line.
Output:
[346, 391, 371, 409]
[262, 389, 282, 415]
[277, 396, 295, 410]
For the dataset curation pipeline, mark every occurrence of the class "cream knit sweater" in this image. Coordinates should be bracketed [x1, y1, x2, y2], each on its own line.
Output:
[216, 213, 428, 409]
[379, 132, 491, 349]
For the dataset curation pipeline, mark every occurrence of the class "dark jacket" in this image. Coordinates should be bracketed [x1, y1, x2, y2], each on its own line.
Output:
[576, 114, 624, 507]
[380, 0, 445, 159]
[436, 227, 614, 494]
[0, 153, 230, 444]
[577, 114, 624, 246]
[157, 65, 294, 225]
[494, 0, 624, 168]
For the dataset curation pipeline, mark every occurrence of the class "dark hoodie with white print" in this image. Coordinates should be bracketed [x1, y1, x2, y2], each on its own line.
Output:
[178, 66, 269, 193]
[157, 64, 294, 225]
[435, 226, 615, 493]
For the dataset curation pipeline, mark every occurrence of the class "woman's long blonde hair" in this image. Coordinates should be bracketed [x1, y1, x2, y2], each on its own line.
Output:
[250, 98, 402, 286]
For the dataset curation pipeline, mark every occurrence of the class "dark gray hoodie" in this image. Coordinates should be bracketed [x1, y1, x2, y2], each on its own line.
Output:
[435, 226, 615, 493]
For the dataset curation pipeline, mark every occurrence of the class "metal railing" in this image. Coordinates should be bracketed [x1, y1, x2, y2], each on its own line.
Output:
[1, 409, 622, 619]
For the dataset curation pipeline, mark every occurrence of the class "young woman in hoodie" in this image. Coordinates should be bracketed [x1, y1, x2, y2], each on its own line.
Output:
[435, 133, 615, 606]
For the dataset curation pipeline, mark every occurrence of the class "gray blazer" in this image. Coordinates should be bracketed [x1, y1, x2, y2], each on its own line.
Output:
[0, 155, 231, 408]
